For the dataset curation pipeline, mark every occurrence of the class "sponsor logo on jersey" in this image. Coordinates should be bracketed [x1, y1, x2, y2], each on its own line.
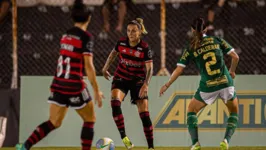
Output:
[120, 42, 126, 46]
[137, 47, 143, 50]
[154, 92, 266, 131]
[120, 58, 142, 67]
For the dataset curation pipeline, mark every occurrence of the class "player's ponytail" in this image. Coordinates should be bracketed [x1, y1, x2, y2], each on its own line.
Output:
[128, 18, 148, 35]
[71, 0, 92, 23]
[136, 18, 148, 35]
[190, 17, 206, 50]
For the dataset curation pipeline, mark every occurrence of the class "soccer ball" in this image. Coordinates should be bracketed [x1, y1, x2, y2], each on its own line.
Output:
[96, 137, 115, 150]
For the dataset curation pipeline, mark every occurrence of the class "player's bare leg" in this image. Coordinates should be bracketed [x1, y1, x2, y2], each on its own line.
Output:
[76, 100, 96, 150]
[136, 99, 154, 150]
[220, 97, 239, 150]
[187, 98, 207, 150]
[116, 0, 127, 32]
[102, 5, 110, 32]
[16, 104, 68, 150]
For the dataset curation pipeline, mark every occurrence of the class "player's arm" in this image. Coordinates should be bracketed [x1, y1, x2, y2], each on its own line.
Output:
[165, 66, 184, 88]
[102, 50, 119, 72]
[144, 61, 153, 86]
[102, 41, 120, 80]
[219, 38, 239, 78]
[83, 36, 103, 107]
[139, 61, 153, 98]
[84, 55, 100, 93]
[160, 47, 190, 96]
[139, 47, 153, 98]
[159, 66, 185, 96]
[144, 47, 153, 85]
[166, 48, 190, 87]
[228, 51, 239, 78]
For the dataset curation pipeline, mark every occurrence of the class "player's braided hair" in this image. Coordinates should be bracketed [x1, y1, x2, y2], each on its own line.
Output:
[128, 18, 148, 35]
[71, 0, 92, 23]
[190, 17, 206, 50]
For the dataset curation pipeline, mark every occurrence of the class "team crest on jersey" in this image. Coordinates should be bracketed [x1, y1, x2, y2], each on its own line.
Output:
[129, 49, 133, 54]
[134, 51, 140, 57]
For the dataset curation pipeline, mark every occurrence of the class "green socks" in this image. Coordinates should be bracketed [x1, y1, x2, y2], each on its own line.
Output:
[187, 112, 238, 145]
[224, 113, 238, 143]
[187, 112, 198, 145]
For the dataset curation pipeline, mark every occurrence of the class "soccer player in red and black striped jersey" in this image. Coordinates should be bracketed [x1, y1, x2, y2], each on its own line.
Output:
[16, 1, 104, 150]
[102, 18, 154, 150]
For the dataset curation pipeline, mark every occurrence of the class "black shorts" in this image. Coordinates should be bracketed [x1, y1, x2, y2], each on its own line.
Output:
[111, 78, 148, 104]
[48, 88, 92, 109]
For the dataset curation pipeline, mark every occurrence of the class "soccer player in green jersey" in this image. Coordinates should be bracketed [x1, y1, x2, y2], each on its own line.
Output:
[159, 17, 239, 150]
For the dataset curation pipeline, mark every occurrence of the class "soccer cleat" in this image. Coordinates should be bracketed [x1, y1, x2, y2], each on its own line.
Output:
[122, 136, 134, 150]
[148, 148, 155, 150]
[16, 144, 27, 150]
[220, 139, 229, 150]
[191, 142, 201, 150]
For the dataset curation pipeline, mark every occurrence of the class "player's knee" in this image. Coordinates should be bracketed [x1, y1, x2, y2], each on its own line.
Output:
[188, 98, 205, 113]
[226, 97, 238, 113]
[136, 100, 148, 113]
[138, 107, 148, 113]
[228, 104, 238, 114]
[188, 104, 200, 114]
[49, 119, 63, 128]
[81, 113, 96, 123]
[83, 116, 96, 123]
[187, 112, 198, 128]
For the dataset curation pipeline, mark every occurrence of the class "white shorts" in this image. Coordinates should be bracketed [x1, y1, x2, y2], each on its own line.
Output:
[197, 86, 236, 105]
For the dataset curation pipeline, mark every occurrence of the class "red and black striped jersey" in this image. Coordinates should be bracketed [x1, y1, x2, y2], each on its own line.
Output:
[50, 27, 93, 95]
[113, 37, 153, 80]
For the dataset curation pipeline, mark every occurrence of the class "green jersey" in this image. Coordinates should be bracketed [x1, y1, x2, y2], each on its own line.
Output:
[177, 36, 234, 92]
